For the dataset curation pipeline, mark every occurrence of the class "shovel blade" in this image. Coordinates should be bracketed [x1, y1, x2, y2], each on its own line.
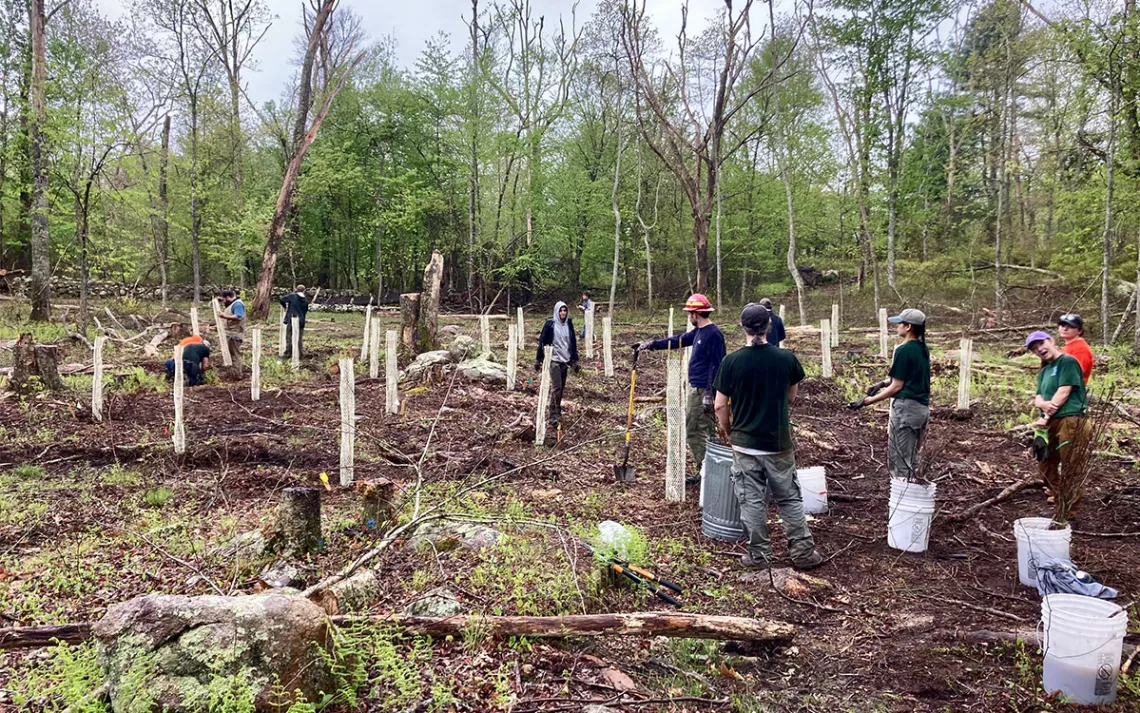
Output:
[614, 464, 636, 482]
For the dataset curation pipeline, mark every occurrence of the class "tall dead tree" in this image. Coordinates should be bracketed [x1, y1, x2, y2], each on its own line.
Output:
[621, 0, 796, 293]
[252, 0, 363, 317]
[27, 0, 49, 320]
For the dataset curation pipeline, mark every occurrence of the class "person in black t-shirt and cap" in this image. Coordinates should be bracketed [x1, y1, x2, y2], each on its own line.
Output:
[713, 303, 823, 571]
[165, 340, 211, 386]
[848, 308, 931, 481]
[759, 298, 786, 348]
[279, 284, 309, 359]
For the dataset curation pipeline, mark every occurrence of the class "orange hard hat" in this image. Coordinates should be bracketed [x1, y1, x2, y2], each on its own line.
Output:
[682, 293, 713, 312]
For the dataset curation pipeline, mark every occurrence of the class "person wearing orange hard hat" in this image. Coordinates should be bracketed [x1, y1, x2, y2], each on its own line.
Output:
[633, 293, 726, 478]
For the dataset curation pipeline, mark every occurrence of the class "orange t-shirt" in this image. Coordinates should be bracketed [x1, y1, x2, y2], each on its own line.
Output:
[173, 335, 203, 358]
[1062, 337, 1093, 384]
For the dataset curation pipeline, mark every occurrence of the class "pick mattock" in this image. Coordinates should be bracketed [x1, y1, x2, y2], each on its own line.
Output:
[614, 348, 640, 482]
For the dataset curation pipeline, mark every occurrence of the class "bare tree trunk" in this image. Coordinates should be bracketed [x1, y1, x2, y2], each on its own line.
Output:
[608, 92, 624, 315]
[1102, 91, 1118, 347]
[28, 0, 50, 321]
[714, 153, 723, 309]
[156, 115, 170, 307]
[418, 250, 444, 351]
[780, 155, 805, 327]
[1134, 225, 1140, 356]
[467, 0, 479, 305]
[190, 96, 202, 305]
[75, 195, 89, 329]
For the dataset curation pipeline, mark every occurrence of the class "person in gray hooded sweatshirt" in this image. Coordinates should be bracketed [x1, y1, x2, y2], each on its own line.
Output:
[535, 301, 580, 427]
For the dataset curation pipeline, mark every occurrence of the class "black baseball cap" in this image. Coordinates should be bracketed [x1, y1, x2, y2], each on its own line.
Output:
[1058, 313, 1083, 330]
[740, 303, 771, 333]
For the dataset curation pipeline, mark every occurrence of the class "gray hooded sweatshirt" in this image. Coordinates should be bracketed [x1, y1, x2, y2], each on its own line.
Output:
[551, 301, 572, 363]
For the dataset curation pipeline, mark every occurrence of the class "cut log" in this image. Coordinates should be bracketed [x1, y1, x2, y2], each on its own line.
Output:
[942, 476, 1042, 523]
[418, 250, 444, 351]
[400, 293, 421, 352]
[0, 621, 93, 650]
[355, 478, 396, 530]
[333, 612, 796, 643]
[10, 333, 65, 392]
[142, 330, 169, 358]
[310, 568, 381, 616]
[2, 611, 795, 651]
[265, 487, 322, 555]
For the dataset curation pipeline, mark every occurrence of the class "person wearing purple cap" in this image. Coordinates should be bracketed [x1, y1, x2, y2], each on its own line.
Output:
[1026, 330, 1089, 520]
[848, 308, 931, 482]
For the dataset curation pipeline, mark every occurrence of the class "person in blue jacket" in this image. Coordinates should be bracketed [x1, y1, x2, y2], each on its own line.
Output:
[634, 293, 726, 477]
[535, 301, 580, 428]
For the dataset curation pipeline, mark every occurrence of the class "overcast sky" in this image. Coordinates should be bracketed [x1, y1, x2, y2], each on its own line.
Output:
[93, 0, 728, 106]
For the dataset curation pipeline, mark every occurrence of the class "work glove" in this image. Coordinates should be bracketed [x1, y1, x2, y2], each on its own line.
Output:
[866, 380, 889, 397]
[633, 339, 654, 352]
[847, 398, 866, 410]
[571, 361, 581, 374]
[702, 390, 715, 415]
[533, 362, 542, 373]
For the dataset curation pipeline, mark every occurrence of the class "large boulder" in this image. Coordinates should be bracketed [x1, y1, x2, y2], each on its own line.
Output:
[456, 357, 506, 385]
[402, 587, 464, 617]
[94, 592, 333, 712]
[408, 520, 502, 552]
[398, 349, 452, 383]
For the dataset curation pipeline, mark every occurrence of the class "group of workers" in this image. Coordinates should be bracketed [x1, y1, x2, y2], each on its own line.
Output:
[537, 290, 1093, 571]
[164, 286, 311, 386]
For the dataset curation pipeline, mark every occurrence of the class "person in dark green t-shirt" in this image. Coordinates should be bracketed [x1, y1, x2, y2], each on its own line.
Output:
[848, 308, 931, 482]
[713, 303, 822, 572]
[1026, 330, 1089, 521]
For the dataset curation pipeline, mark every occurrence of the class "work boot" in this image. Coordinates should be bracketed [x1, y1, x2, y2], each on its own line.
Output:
[739, 553, 770, 569]
[685, 476, 700, 486]
[791, 550, 825, 571]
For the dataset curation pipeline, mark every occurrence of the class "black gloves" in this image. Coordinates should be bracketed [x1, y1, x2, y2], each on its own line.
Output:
[702, 390, 715, 415]
[571, 361, 581, 374]
[633, 339, 654, 352]
[847, 398, 866, 410]
[866, 380, 888, 397]
[533, 362, 542, 373]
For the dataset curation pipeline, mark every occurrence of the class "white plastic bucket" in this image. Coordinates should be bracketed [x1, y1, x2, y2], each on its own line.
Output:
[1041, 594, 1127, 705]
[797, 466, 828, 514]
[1014, 517, 1071, 588]
[887, 478, 936, 553]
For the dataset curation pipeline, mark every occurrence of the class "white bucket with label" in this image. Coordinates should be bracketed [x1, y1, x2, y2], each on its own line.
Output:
[797, 466, 828, 514]
[1041, 594, 1127, 705]
[887, 478, 936, 553]
[1014, 517, 1071, 588]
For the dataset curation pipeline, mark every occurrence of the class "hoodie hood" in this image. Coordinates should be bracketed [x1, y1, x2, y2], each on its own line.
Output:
[553, 301, 568, 322]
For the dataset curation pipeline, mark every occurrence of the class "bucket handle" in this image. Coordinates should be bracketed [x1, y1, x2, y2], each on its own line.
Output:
[1040, 618, 1125, 660]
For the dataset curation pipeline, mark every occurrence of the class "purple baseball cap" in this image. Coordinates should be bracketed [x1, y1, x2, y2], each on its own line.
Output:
[1024, 330, 1052, 349]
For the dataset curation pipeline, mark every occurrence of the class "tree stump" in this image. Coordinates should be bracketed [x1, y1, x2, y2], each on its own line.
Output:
[10, 333, 64, 392]
[266, 487, 322, 556]
[400, 293, 421, 352]
[418, 250, 444, 351]
[355, 478, 396, 530]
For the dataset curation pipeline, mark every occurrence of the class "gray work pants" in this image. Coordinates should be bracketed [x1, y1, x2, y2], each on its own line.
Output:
[547, 361, 569, 426]
[730, 450, 816, 563]
[686, 387, 718, 469]
[888, 398, 930, 481]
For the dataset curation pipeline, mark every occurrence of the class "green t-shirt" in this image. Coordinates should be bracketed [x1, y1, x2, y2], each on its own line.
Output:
[889, 340, 931, 406]
[712, 343, 805, 452]
[1037, 353, 1087, 419]
[181, 342, 210, 365]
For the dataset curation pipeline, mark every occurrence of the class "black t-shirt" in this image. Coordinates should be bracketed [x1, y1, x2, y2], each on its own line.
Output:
[713, 343, 805, 452]
[181, 342, 210, 365]
[888, 340, 930, 406]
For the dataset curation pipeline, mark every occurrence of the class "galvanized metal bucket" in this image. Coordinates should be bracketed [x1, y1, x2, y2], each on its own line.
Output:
[701, 439, 745, 541]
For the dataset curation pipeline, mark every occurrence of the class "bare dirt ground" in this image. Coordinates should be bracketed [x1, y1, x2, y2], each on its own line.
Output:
[1, 290, 1138, 712]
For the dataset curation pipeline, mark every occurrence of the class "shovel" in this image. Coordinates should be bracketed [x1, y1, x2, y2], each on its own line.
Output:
[614, 348, 639, 482]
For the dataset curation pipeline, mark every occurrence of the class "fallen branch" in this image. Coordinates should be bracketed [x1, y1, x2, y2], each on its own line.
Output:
[942, 476, 1042, 523]
[0, 622, 94, 650]
[332, 612, 796, 643]
[915, 595, 1026, 622]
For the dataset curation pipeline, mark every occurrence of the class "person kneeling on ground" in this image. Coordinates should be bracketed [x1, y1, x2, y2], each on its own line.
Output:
[713, 303, 823, 571]
[535, 301, 579, 429]
[1026, 330, 1090, 522]
[848, 308, 931, 482]
[165, 339, 211, 386]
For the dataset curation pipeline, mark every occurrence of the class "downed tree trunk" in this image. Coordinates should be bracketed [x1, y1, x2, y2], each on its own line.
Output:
[10, 333, 65, 392]
[1, 611, 794, 652]
[311, 568, 381, 616]
[332, 612, 796, 643]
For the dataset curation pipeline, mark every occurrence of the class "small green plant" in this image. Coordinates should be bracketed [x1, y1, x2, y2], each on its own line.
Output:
[8, 642, 107, 712]
[12, 463, 45, 479]
[103, 464, 142, 487]
[142, 487, 175, 508]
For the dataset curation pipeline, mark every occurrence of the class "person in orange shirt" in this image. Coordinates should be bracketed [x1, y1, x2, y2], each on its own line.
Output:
[1057, 313, 1093, 384]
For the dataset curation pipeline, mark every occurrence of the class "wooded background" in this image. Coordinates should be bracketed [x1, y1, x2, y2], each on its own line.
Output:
[0, 0, 1138, 347]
